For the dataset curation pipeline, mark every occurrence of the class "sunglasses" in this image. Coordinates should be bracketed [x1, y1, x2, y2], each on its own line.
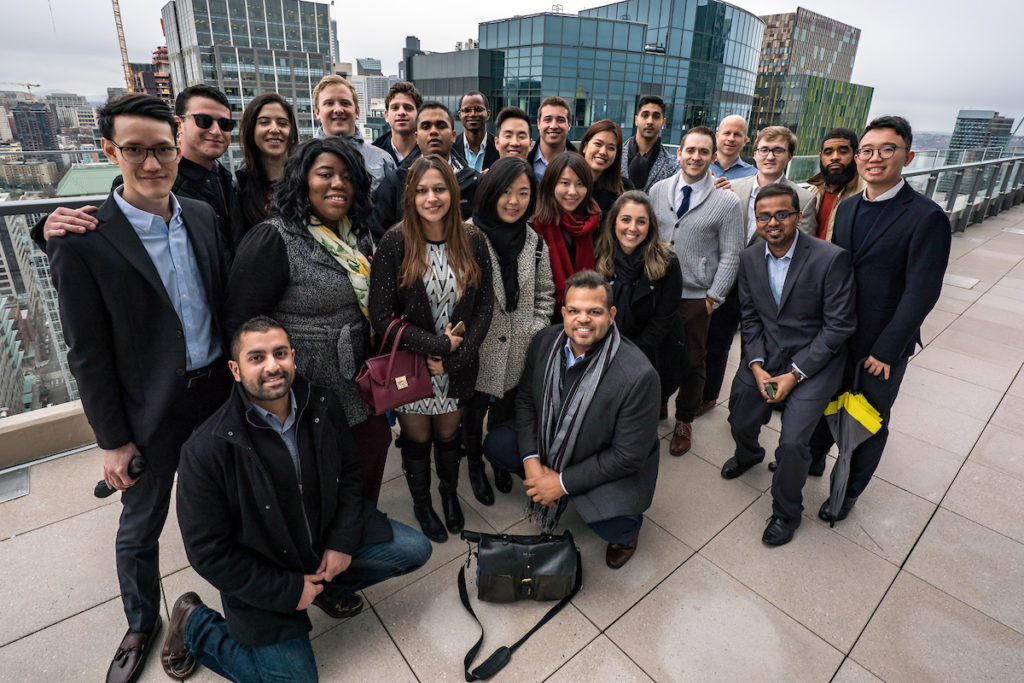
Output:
[182, 113, 235, 132]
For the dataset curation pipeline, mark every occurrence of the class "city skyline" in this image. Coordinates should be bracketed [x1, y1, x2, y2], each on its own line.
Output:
[0, 0, 1019, 133]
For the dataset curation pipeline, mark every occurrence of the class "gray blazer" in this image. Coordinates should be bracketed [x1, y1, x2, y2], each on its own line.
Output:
[730, 174, 818, 245]
[737, 232, 856, 399]
[516, 325, 660, 523]
[649, 173, 744, 304]
[474, 227, 556, 396]
[619, 138, 680, 192]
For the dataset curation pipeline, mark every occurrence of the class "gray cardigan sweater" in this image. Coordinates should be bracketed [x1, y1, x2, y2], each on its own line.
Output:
[649, 173, 744, 304]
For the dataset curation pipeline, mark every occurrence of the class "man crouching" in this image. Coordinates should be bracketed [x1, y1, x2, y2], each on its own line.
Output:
[162, 316, 431, 680]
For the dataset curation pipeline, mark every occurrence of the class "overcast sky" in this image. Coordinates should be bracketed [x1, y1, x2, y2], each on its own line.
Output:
[1, 0, 1019, 133]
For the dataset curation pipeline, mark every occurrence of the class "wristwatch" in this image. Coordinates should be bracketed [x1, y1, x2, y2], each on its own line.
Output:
[791, 367, 807, 384]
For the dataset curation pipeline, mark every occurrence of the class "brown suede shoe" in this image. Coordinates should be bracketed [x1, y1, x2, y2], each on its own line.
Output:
[669, 421, 692, 456]
[162, 592, 203, 679]
[605, 533, 639, 569]
[695, 400, 716, 417]
[106, 617, 161, 683]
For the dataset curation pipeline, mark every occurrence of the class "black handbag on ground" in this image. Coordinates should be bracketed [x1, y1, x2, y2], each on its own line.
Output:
[457, 530, 583, 681]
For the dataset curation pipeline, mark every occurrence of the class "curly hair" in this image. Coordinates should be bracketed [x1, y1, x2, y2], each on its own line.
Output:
[271, 138, 372, 231]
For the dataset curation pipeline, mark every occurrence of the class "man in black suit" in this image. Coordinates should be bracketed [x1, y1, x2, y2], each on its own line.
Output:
[483, 271, 660, 569]
[455, 90, 499, 172]
[811, 115, 951, 523]
[46, 94, 232, 683]
[721, 184, 856, 546]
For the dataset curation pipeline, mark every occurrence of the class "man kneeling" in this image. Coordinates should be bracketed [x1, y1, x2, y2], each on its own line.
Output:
[484, 270, 660, 569]
[721, 185, 855, 546]
[162, 316, 431, 680]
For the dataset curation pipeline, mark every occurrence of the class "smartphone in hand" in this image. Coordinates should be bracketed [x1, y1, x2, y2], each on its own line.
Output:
[450, 321, 466, 336]
[765, 382, 777, 400]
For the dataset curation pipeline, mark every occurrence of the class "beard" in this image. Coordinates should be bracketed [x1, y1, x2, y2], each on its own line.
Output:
[821, 161, 857, 188]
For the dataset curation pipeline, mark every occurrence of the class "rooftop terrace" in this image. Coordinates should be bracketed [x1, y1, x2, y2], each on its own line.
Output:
[2, 204, 1024, 681]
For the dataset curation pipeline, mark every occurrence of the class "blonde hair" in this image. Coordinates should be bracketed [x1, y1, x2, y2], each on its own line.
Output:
[754, 126, 797, 155]
[313, 75, 358, 112]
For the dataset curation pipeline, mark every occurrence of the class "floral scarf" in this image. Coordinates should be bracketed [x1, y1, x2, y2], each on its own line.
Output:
[306, 216, 371, 320]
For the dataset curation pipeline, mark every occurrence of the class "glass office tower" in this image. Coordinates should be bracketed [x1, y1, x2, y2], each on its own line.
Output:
[476, 0, 763, 143]
[162, 0, 332, 137]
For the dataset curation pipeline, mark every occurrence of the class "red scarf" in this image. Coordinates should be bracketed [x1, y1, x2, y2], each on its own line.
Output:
[534, 209, 601, 306]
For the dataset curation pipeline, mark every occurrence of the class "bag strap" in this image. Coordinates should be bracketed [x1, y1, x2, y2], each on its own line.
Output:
[377, 318, 405, 355]
[457, 543, 583, 681]
[383, 323, 409, 380]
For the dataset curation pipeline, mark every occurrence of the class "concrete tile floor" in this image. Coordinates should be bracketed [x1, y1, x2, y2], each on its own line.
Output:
[3, 205, 1024, 681]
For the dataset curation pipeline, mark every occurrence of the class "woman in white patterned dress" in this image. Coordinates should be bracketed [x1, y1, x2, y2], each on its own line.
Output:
[369, 155, 494, 543]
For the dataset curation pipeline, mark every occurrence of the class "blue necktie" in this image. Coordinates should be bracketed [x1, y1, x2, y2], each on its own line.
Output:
[676, 185, 692, 218]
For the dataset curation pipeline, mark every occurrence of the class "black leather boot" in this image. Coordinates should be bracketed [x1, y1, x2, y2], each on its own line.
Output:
[400, 438, 447, 543]
[464, 439, 495, 506]
[492, 467, 513, 493]
[434, 438, 465, 534]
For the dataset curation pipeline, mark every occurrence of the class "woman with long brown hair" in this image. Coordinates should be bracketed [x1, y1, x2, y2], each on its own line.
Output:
[368, 155, 493, 543]
[580, 119, 634, 215]
[595, 190, 685, 411]
[532, 151, 602, 313]
[235, 93, 300, 229]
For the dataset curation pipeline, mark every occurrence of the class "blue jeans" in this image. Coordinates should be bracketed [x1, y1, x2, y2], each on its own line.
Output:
[185, 519, 431, 682]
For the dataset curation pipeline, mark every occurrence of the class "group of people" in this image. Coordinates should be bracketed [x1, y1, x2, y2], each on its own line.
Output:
[37, 74, 951, 683]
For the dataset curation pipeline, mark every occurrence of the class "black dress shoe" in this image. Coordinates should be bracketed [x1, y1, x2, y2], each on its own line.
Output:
[818, 497, 857, 523]
[106, 617, 161, 683]
[313, 592, 364, 619]
[721, 456, 760, 479]
[162, 593, 202, 679]
[493, 467, 513, 494]
[467, 460, 495, 506]
[762, 514, 801, 546]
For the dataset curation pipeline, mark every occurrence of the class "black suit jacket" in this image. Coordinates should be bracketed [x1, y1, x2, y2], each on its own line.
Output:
[46, 193, 228, 456]
[455, 132, 499, 171]
[737, 233, 856, 398]
[832, 182, 951, 364]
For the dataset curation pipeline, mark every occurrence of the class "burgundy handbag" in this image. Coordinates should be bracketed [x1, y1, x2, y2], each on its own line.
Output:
[356, 319, 434, 415]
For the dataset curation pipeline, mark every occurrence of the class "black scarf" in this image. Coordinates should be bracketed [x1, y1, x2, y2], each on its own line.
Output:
[611, 247, 644, 336]
[627, 136, 662, 191]
[473, 209, 528, 311]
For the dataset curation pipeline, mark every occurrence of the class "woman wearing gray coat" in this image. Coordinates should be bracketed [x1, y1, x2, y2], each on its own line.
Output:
[463, 157, 556, 504]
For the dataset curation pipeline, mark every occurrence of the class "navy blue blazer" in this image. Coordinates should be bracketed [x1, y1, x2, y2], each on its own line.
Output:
[737, 233, 857, 398]
[832, 182, 951, 364]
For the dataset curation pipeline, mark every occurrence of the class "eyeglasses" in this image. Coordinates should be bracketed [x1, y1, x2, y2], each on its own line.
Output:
[754, 146, 788, 158]
[855, 145, 906, 160]
[182, 113, 235, 132]
[459, 105, 487, 114]
[754, 210, 799, 224]
[109, 141, 181, 164]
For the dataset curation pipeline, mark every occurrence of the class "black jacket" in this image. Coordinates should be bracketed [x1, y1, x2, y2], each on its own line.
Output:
[46, 193, 228, 465]
[367, 147, 480, 243]
[368, 226, 494, 401]
[177, 376, 392, 647]
[454, 132, 500, 171]
[832, 182, 951, 364]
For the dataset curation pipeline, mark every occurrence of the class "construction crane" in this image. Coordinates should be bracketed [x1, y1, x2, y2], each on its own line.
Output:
[111, 0, 135, 92]
[0, 82, 41, 101]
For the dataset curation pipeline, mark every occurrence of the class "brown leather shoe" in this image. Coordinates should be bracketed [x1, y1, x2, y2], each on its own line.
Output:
[313, 592, 364, 619]
[605, 533, 639, 569]
[106, 617, 161, 683]
[695, 400, 716, 417]
[669, 421, 692, 456]
[162, 592, 203, 679]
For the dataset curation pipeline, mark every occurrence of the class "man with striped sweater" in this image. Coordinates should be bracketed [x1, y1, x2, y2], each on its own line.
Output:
[650, 126, 745, 456]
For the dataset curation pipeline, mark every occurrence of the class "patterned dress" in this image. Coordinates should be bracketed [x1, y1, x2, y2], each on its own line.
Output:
[396, 241, 460, 415]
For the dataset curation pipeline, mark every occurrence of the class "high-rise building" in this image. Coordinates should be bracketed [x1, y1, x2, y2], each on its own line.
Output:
[130, 47, 174, 107]
[950, 110, 1015, 150]
[330, 19, 340, 62]
[106, 87, 131, 103]
[400, 36, 423, 80]
[411, 1, 764, 144]
[749, 7, 873, 155]
[45, 93, 89, 131]
[356, 58, 383, 76]
[0, 106, 13, 142]
[161, 0, 333, 138]
[0, 296, 26, 417]
[11, 103, 58, 151]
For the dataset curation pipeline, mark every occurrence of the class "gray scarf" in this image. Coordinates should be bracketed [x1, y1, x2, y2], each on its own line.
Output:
[529, 325, 621, 529]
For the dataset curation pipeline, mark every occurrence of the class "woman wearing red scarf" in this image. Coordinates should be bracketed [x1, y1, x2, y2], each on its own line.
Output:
[532, 152, 602, 317]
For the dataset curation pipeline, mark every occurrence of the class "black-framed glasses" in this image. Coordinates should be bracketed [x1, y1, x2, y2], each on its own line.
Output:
[755, 210, 799, 224]
[754, 146, 788, 157]
[855, 145, 906, 160]
[182, 113, 235, 132]
[109, 141, 180, 164]
[459, 105, 487, 114]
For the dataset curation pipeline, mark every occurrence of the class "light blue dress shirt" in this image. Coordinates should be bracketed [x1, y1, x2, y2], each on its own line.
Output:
[247, 390, 300, 471]
[113, 188, 220, 370]
[463, 134, 489, 172]
[532, 148, 550, 184]
[710, 157, 758, 181]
